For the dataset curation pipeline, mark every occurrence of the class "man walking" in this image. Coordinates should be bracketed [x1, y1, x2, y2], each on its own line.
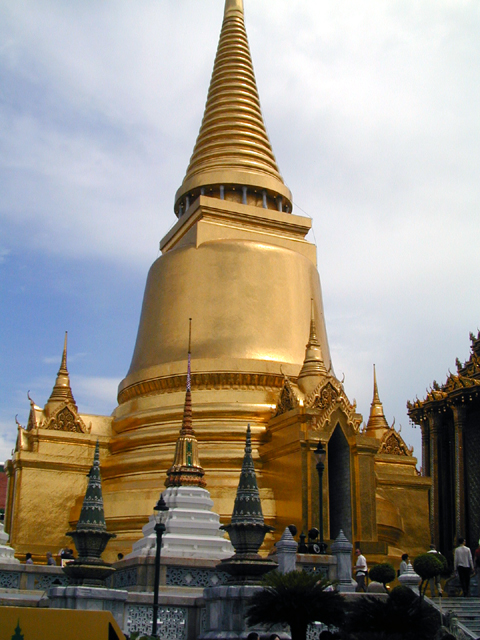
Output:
[454, 538, 474, 597]
[354, 548, 368, 592]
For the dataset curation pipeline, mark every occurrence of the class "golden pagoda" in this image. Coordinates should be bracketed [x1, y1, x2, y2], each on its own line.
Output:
[5, 0, 431, 565]
[98, 0, 331, 554]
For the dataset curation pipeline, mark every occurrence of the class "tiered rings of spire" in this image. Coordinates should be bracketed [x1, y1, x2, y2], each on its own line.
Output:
[174, 0, 292, 216]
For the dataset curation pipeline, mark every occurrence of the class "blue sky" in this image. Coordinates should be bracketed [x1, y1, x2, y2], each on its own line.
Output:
[1, 0, 480, 463]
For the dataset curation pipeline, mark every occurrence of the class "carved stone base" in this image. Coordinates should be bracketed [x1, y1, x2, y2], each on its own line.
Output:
[217, 553, 277, 585]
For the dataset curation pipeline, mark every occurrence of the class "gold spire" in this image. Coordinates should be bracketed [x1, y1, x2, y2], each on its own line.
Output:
[297, 301, 327, 395]
[174, 0, 292, 215]
[165, 320, 206, 488]
[45, 332, 77, 413]
[366, 365, 390, 437]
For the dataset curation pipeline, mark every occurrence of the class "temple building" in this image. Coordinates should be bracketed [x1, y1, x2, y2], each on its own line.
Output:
[408, 331, 480, 561]
[5, 0, 430, 564]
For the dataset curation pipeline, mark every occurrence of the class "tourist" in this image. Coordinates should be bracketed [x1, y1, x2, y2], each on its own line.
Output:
[454, 538, 474, 597]
[354, 548, 367, 592]
[25, 553, 33, 564]
[246, 633, 259, 640]
[399, 553, 409, 576]
[428, 545, 443, 596]
[46, 551, 56, 566]
[475, 541, 480, 597]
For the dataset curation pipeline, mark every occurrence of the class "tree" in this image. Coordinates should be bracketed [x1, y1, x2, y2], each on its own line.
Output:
[247, 570, 344, 640]
[369, 563, 396, 589]
[413, 553, 444, 597]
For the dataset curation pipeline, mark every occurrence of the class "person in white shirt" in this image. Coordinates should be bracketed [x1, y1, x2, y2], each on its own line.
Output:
[454, 538, 474, 597]
[354, 548, 367, 592]
[399, 553, 409, 576]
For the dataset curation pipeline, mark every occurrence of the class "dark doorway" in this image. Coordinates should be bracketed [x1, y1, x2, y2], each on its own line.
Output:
[328, 424, 352, 542]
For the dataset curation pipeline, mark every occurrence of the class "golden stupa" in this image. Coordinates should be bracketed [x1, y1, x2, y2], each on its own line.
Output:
[5, 0, 430, 565]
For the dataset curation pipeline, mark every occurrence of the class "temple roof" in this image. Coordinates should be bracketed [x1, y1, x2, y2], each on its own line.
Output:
[407, 330, 480, 419]
[174, 0, 292, 214]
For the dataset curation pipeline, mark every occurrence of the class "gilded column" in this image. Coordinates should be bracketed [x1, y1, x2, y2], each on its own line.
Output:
[451, 403, 466, 540]
[428, 411, 441, 548]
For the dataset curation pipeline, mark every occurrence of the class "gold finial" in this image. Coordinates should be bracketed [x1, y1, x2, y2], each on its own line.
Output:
[224, 0, 243, 17]
[165, 320, 206, 488]
[60, 331, 68, 373]
[175, 0, 292, 214]
[366, 364, 389, 437]
[45, 332, 77, 412]
[308, 298, 319, 345]
[373, 363, 380, 403]
[297, 301, 327, 395]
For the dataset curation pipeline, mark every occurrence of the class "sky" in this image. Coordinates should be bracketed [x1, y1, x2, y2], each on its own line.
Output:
[1, 0, 479, 465]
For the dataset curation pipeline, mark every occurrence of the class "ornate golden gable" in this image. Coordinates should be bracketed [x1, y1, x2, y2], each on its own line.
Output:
[275, 375, 361, 433]
[308, 378, 361, 435]
[378, 429, 411, 456]
[305, 380, 338, 411]
[274, 377, 300, 416]
[43, 403, 88, 433]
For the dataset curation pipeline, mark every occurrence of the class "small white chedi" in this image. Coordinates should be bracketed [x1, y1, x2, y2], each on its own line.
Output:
[0, 521, 20, 564]
[127, 485, 233, 560]
[127, 341, 233, 561]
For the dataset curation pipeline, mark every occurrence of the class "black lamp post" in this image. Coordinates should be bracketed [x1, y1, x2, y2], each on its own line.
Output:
[152, 494, 169, 637]
[314, 441, 327, 554]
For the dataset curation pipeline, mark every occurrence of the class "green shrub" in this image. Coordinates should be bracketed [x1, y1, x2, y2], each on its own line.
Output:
[388, 584, 417, 607]
[368, 562, 396, 587]
[413, 553, 444, 597]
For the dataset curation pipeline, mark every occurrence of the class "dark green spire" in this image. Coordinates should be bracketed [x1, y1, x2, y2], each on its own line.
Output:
[11, 620, 24, 640]
[231, 424, 264, 526]
[77, 440, 107, 532]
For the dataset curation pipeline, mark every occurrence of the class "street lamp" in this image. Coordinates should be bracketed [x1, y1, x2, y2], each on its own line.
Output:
[152, 494, 169, 637]
[313, 441, 327, 554]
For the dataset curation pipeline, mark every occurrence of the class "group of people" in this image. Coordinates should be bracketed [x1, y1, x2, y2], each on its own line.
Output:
[354, 539, 480, 597]
[23, 548, 75, 566]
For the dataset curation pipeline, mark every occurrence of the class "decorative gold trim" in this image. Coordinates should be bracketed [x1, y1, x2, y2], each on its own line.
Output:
[118, 371, 285, 405]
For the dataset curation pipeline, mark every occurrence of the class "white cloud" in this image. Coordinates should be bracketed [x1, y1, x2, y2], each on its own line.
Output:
[70, 376, 119, 415]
